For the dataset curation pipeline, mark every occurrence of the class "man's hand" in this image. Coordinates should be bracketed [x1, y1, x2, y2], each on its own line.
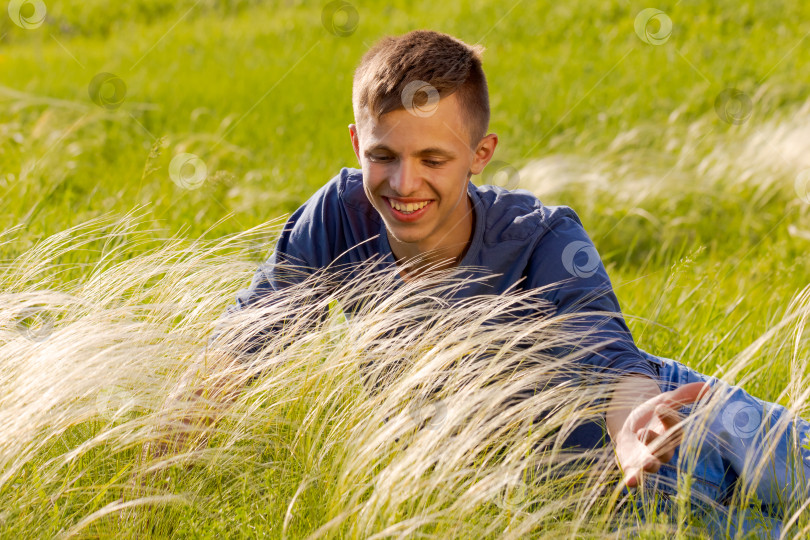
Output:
[123, 351, 247, 527]
[606, 375, 711, 488]
[136, 350, 246, 474]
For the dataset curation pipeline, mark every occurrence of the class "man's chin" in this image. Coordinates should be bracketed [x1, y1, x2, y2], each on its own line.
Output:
[385, 224, 427, 247]
[388, 231, 424, 245]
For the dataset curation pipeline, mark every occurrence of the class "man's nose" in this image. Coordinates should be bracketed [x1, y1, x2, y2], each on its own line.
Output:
[389, 159, 421, 195]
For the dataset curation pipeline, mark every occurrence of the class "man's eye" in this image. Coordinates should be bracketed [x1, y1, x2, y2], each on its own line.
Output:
[424, 160, 445, 167]
[370, 155, 392, 162]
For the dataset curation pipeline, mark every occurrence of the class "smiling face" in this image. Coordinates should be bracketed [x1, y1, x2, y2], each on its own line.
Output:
[349, 92, 498, 268]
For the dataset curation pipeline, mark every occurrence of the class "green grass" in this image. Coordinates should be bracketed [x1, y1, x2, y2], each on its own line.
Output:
[1, 0, 810, 537]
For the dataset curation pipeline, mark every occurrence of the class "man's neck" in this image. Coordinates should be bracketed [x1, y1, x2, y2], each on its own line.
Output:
[388, 193, 475, 282]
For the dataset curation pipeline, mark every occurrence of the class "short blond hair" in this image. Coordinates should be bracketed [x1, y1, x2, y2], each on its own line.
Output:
[352, 29, 490, 147]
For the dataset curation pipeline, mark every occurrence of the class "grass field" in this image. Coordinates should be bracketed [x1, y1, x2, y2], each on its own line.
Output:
[2, 0, 810, 537]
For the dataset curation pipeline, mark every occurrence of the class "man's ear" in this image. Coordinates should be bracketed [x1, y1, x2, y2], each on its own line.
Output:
[349, 124, 361, 166]
[469, 133, 499, 176]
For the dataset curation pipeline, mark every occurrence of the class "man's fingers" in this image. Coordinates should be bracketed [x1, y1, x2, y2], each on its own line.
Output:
[618, 436, 660, 488]
[644, 382, 710, 432]
[631, 382, 710, 430]
[659, 382, 712, 410]
[648, 404, 688, 457]
[639, 424, 658, 445]
[624, 467, 642, 488]
[658, 447, 675, 464]
[623, 454, 662, 488]
[657, 381, 710, 431]
[655, 403, 683, 432]
[643, 457, 662, 474]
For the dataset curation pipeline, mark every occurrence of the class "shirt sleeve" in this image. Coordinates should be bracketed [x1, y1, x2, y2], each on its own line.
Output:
[525, 213, 657, 381]
[208, 184, 339, 360]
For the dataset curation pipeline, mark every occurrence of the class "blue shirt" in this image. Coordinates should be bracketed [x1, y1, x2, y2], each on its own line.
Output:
[218, 166, 659, 383]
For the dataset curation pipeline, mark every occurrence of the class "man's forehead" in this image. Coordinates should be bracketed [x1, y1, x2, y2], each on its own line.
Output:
[360, 113, 470, 151]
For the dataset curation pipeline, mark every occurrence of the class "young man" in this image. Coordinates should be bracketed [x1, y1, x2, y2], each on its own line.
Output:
[205, 30, 809, 532]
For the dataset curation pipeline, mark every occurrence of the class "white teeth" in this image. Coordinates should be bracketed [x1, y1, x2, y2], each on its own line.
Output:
[390, 199, 429, 213]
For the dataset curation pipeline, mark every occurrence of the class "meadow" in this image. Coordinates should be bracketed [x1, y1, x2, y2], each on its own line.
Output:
[1, 0, 810, 537]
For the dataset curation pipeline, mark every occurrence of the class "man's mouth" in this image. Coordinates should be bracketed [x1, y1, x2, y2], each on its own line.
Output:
[383, 196, 434, 220]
